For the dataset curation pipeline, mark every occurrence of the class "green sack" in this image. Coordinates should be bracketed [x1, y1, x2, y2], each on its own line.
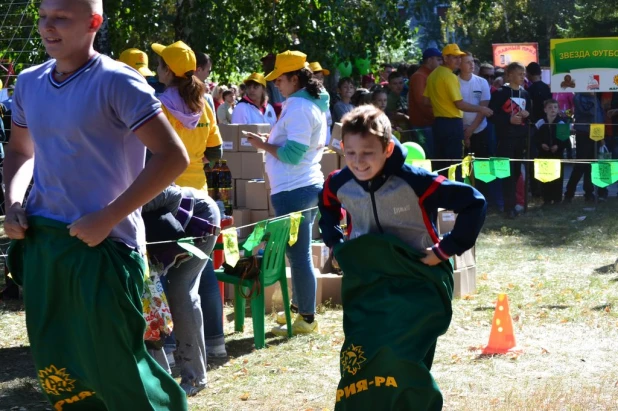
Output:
[334, 234, 454, 411]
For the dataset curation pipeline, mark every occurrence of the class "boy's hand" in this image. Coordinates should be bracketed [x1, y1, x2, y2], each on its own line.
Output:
[480, 106, 493, 117]
[68, 208, 117, 247]
[4, 204, 28, 240]
[551, 145, 558, 153]
[541, 144, 550, 151]
[421, 248, 442, 266]
[510, 114, 523, 125]
[464, 126, 474, 141]
[520, 110, 530, 118]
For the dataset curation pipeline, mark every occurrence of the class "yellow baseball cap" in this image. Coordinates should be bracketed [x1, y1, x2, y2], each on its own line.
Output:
[308, 62, 330, 76]
[442, 44, 466, 56]
[151, 41, 196, 78]
[264, 50, 307, 81]
[244, 72, 267, 88]
[0, 79, 3, 90]
[119, 48, 154, 77]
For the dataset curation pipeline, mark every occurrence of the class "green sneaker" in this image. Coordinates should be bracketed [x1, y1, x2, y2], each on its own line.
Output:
[272, 315, 318, 336]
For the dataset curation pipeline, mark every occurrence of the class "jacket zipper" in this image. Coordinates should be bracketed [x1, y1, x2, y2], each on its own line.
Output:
[368, 180, 384, 234]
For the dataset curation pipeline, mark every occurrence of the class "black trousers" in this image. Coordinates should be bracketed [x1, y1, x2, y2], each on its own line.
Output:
[496, 137, 526, 211]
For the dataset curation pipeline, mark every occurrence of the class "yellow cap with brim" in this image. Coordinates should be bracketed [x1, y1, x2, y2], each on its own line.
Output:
[264, 50, 307, 81]
[119, 48, 154, 77]
[151, 41, 196, 78]
[308, 62, 330, 76]
[244, 72, 267, 88]
[442, 44, 466, 56]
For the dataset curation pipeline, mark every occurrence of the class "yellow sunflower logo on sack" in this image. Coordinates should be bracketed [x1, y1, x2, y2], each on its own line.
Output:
[38, 365, 76, 396]
[341, 344, 367, 376]
[614, 75, 618, 87]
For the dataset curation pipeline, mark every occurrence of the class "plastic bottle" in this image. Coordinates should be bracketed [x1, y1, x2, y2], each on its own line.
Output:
[218, 160, 233, 216]
[211, 160, 222, 201]
[204, 162, 215, 199]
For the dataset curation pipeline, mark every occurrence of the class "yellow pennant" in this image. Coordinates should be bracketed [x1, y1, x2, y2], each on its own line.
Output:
[222, 228, 240, 267]
[448, 165, 457, 181]
[534, 159, 561, 182]
[462, 155, 473, 178]
[410, 159, 432, 172]
[288, 212, 302, 246]
[589, 124, 605, 141]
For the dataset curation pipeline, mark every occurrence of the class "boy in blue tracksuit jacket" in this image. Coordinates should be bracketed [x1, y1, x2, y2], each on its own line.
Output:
[318, 105, 486, 265]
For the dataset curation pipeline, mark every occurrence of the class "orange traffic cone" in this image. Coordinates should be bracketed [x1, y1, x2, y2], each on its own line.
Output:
[482, 293, 521, 355]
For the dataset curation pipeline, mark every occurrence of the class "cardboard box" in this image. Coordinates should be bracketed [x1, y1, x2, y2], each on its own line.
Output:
[234, 179, 249, 208]
[453, 246, 476, 270]
[311, 242, 330, 273]
[232, 208, 252, 239]
[329, 123, 343, 155]
[245, 180, 269, 210]
[267, 190, 275, 217]
[437, 209, 457, 236]
[250, 209, 270, 224]
[241, 152, 265, 180]
[238, 124, 271, 152]
[267, 269, 323, 314]
[262, 163, 271, 190]
[320, 150, 340, 177]
[224, 152, 242, 177]
[453, 265, 477, 298]
[319, 273, 342, 306]
[219, 124, 239, 152]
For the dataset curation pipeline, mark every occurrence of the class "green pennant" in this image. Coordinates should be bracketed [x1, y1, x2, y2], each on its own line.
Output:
[242, 221, 267, 253]
[473, 160, 496, 183]
[591, 162, 612, 188]
[489, 157, 511, 179]
[556, 123, 570, 142]
[609, 161, 618, 184]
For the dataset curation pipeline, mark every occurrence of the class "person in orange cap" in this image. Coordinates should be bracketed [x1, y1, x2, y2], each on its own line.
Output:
[231, 72, 277, 127]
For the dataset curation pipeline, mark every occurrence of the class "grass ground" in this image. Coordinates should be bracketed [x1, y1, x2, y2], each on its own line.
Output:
[2, 198, 618, 410]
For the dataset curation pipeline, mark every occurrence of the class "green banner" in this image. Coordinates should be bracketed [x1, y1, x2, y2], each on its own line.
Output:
[490, 158, 511, 179]
[591, 161, 618, 188]
[552, 38, 618, 74]
[556, 123, 571, 142]
[473, 160, 496, 183]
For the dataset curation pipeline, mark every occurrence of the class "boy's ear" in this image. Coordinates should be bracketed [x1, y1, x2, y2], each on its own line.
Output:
[385, 139, 395, 158]
[340, 140, 344, 150]
[90, 13, 104, 32]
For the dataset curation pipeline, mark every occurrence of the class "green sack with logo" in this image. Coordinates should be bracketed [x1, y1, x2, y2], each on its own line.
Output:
[333, 233, 454, 411]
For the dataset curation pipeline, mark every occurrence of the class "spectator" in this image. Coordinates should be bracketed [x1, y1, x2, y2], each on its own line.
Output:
[406, 63, 420, 79]
[194, 52, 215, 113]
[379, 63, 394, 84]
[216, 89, 235, 124]
[459, 52, 491, 199]
[212, 84, 227, 113]
[262, 53, 286, 116]
[535, 99, 568, 205]
[362, 74, 376, 90]
[351, 88, 372, 106]
[371, 87, 388, 112]
[479, 63, 495, 85]
[308, 62, 333, 141]
[118, 48, 165, 95]
[564, 92, 605, 202]
[473, 58, 481, 75]
[488, 62, 531, 218]
[423, 44, 493, 176]
[231, 72, 277, 127]
[526, 63, 552, 123]
[386, 71, 409, 130]
[332, 77, 355, 123]
[409, 47, 442, 157]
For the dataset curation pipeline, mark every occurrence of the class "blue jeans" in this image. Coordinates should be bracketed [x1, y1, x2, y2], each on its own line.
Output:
[270, 184, 321, 315]
[198, 259, 224, 349]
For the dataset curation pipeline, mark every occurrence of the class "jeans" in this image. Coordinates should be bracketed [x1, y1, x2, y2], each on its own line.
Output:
[433, 117, 465, 178]
[198, 259, 225, 350]
[270, 184, 321, 315]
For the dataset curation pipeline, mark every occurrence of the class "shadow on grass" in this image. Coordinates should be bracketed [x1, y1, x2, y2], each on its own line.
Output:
[0, 346, 46, 410]
[473, 306, 495, 312]
[0, 297, 23, 312]
[592, 303, 612, 311]
[482, 199, 618, 250]
[593, 264, 616, 275]
[0, 346, 36, 383]
[540, 304, 571, 310]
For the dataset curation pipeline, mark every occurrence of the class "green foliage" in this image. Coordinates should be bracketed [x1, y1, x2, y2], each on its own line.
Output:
[0, 1, 44, 75]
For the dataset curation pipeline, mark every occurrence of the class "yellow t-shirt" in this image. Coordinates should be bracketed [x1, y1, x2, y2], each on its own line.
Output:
[163, 103, 222, 191]
[423, 65, 463, 119]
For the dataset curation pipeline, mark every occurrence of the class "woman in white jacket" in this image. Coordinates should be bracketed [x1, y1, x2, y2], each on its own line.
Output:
[231, 72, 277, 127]
[246, 51, 329, 336]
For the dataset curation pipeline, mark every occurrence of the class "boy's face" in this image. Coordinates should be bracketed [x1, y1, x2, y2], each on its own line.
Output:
[545, 103, 559, 118]
[373, 93, 387, 111]
[224, 94, 235, 104]
[508, 68, 525, 87]
[342, 133, 394, 181]
[339, 82, 355, 99]
[388, 77, 404, 94]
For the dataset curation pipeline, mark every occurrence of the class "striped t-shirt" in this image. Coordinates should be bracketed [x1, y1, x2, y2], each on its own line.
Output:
[12, 54, 162, 248]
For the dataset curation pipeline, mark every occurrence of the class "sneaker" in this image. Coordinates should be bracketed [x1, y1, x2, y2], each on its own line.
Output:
[180, 381, 206, 397]
[206, 344, 227, 358]
[272, 315, 318, 336]
[275, 311, 294, 325]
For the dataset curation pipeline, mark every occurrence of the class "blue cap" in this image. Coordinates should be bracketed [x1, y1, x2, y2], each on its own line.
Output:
[422, 48, 442, 60]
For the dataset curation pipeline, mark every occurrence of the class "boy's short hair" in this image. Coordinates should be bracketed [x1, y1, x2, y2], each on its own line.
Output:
[388, 71, 404, 83]
[463, 52, 474, 58]
[337, 77, 354, 89]
[480, 62, 494, 70]
[506, 62, 525, 74]
[222, 89, 234, 99]
[341, 105, 392, 150]
[371, 87, 388, 101]
[526, 62, 542, 76]
[544, 98, 559, 108]
[195, 52, 211, 68]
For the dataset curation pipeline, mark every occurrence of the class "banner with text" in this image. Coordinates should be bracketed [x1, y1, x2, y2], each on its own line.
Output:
[550, 37, 618, 93]
[492, 43, 538, 68]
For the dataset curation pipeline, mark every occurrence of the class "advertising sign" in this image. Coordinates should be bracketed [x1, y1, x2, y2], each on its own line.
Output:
[492, 43, 539, 68]
[550, 37, 618, 93]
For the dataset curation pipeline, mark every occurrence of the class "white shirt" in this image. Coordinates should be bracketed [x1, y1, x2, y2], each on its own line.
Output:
[231, 99, 277, 128]
[458, 73, 490, 134]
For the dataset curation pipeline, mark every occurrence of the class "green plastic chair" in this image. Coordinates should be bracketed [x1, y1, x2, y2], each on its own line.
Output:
[215, 216, 293, 349]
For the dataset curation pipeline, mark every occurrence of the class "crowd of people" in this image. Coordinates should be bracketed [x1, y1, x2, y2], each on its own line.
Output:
[1, 0, 616, 409]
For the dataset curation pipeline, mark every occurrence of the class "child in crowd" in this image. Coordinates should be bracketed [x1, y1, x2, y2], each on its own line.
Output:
[332, 77, 355, 123]
[318, 105, 486, 409]
[216, 89, 235, 124]
[351, 88, 372, 107]
[535, 99, 568, 205]
[371, 88, 388, 112]
[489, 62, 531, 218]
